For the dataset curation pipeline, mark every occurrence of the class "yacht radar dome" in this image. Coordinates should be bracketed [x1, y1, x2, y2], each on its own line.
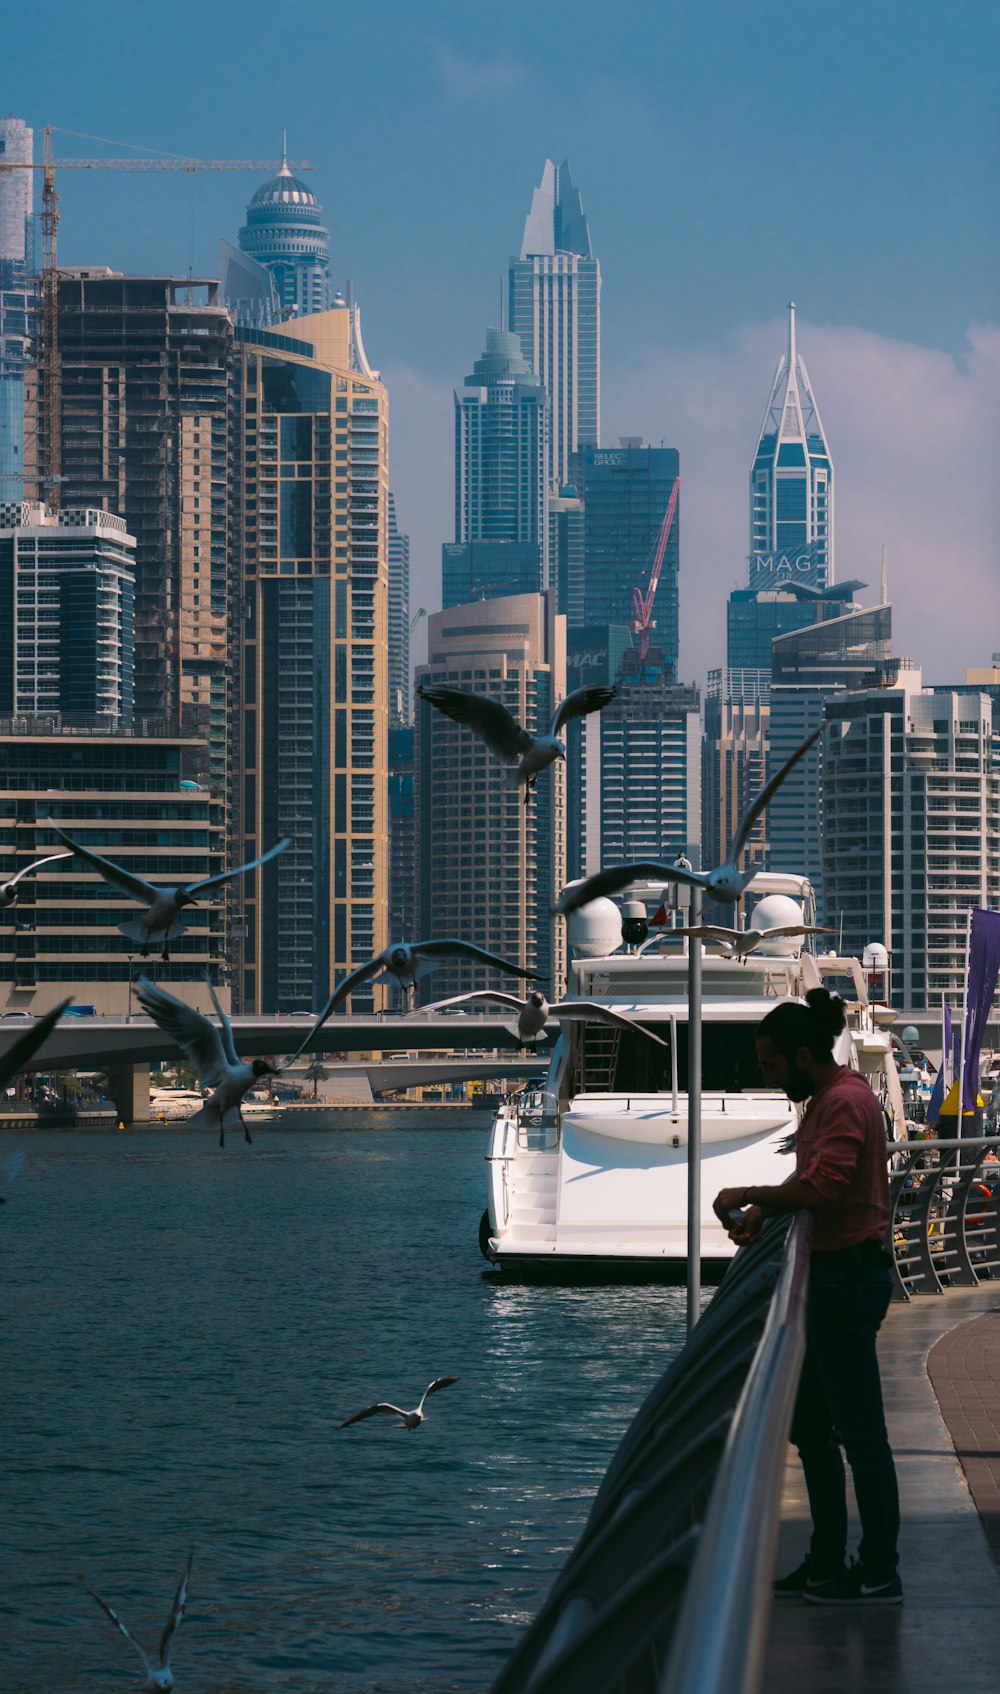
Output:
[562, 884, 623, 958]
[746, 893, 806, 954]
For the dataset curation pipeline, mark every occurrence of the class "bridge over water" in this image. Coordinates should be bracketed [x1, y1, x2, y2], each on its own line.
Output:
[0, 1012, 541, 1121]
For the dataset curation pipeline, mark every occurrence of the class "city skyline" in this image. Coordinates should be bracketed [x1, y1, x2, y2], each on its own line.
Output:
[2, 0, 995, 693]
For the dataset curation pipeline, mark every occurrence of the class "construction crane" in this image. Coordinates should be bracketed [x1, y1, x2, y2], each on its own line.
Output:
[390, 607, 427, 724]
[631, 476, 680, 662]
[0, 126, 312, 506]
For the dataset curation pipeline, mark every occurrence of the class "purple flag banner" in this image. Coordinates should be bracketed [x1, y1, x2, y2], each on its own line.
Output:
[926, 1003, 952, 1128]
[963, 909, 1000, 1111]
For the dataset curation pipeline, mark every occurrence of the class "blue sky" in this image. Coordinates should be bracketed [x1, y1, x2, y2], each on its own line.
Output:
[7, 0, 999, 681]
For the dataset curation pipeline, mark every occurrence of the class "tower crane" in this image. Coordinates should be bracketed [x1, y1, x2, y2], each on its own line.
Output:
[631, 475, 680, 662]
[0, 126, 312, 506]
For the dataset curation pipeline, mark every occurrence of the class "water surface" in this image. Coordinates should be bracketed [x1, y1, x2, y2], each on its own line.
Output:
[0, 1126, 688, 1692]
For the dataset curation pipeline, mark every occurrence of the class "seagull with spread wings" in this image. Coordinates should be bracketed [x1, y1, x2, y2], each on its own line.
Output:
[556, 724, 824, 915]
[0, 853, 72, 927]
[48, 823, 290, 961]
[338, 1375, 460, 1432]
[681, 922, 836, 964]
[0, 999, 69, 1094]
[136, 977, 276, 1147]
[77, 1553, 193, 1693]
[418, 682, 615, 803]
[423, 987, 670, 1052]
[283, 938, 539, 1057]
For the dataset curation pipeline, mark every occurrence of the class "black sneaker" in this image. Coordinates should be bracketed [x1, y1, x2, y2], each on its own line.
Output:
[804, 1564, 903, 1606]
[773, 1557, 848, 1599]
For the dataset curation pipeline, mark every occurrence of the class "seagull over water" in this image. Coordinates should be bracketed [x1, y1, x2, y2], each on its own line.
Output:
[418, 682, 616, 803]
[556, 724, 824, 915]
[47, 823, 290, 961]
[338, 1375, 460, 1432]
[77, 1552, 192, 1693]
[682, 922, 836, 964]
[423, 988, 670, 1051]
[283, 938, 539, 1057]
[136, 977, 277, 1147]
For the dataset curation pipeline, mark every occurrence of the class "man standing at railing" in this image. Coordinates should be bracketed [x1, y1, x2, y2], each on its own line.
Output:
[712, 986, 902, 1606]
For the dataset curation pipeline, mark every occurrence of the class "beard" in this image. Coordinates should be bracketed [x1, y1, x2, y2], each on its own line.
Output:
[783, 1062, 815, 1102]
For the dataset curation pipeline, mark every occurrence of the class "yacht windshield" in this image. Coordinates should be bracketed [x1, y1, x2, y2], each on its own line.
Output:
[576, 1020, 769, 1094]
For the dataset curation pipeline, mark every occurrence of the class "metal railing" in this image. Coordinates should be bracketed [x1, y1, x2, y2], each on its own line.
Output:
[489, 1212, 810, 1694]
[888, 1135, 1000, 1298]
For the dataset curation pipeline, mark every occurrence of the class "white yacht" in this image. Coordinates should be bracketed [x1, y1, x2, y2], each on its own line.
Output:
[150, 1088, 277, 1124]
[479, 874, 906, 1280]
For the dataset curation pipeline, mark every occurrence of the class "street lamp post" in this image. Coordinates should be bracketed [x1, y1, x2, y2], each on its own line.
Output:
[687, 881, 703, 1336]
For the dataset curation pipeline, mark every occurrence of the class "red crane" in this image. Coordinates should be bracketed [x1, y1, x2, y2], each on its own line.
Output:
[631, 476, 680, 661]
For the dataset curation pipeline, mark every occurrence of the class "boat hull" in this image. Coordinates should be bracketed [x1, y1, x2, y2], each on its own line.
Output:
[484, 1091, 797, 1281]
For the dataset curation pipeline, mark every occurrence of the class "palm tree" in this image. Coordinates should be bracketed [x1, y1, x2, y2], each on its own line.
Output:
[304, 1059, 329, 1100]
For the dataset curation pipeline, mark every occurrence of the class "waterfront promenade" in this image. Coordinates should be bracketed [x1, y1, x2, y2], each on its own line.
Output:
[766, 1285, 1000, 1692]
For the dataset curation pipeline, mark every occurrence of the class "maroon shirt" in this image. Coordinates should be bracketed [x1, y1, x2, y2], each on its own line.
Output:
[796, 1066, 890, 1251]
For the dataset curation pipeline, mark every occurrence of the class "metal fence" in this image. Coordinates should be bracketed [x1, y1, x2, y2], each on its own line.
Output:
[889, 1135, 1000, 1298]
[489, 1212, 811, 1694]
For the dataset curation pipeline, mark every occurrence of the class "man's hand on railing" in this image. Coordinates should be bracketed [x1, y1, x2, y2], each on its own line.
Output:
[713, 1187, 766, 1243]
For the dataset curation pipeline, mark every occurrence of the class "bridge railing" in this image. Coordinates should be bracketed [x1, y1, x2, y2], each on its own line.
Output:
[489, 1211, 810, 1694]
[888, 1135, 1000, 1299]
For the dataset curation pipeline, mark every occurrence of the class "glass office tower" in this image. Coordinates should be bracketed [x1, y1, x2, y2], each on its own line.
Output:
[749, 303, 833, 591]
[509, 159, 600, 491]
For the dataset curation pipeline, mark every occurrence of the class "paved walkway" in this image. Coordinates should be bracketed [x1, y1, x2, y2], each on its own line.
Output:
[764, 1284, 1000, 1694]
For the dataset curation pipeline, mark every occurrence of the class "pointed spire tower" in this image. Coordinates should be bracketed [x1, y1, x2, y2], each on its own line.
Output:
[509, 158, 600, 491]
[749, 302, 834, 590]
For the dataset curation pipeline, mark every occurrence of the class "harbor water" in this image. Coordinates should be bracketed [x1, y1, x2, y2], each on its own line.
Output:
[0, 1123, 689, 1692]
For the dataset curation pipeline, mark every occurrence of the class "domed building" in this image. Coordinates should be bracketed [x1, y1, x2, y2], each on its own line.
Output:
[238, 147, 330, 318]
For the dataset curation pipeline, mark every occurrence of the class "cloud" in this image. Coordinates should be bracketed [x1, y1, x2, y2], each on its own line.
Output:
[435, 45, 527, 101]
[603, 316, 1000, 687]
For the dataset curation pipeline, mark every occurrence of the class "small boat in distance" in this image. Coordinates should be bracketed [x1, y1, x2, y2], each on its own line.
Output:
[150, 1088, 277, 1124]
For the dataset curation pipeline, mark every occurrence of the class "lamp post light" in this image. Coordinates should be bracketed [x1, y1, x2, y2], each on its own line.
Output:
[672, 853, 703, 1337]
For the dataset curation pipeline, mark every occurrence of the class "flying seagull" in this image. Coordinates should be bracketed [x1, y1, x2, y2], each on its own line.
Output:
[136, 977, 277, 1147]
[556, 724, 824, 915]
[682, 922, 836, 964]
[0, 852, 72, 927]
[47, 823, 291, 960]
[0, 999, 69, 1092]
[77, 1553, 192, 1693]
[283, 938, 540, 1060]
[423, 988, 670, 1052]
[418, 682, 616, 803]
[337, 1375, 460, 1432]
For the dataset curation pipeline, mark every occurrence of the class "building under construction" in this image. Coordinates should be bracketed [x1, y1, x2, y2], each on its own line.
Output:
[25, 272, 234, 788]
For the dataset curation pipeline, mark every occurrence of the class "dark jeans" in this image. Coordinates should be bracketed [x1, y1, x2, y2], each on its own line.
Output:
[790, 1255, 900, 1576]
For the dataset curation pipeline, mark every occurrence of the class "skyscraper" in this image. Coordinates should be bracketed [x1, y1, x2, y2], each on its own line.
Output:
[587, 667, 701, 875]
[570, 440, 680, 679]
[234, 306, 389, 1014]
[702, 667, 771, 887]
[387, 492, 411, 723]
[415, 593, 566, 999]
[767, 599, 896, 913]
[0, 501, 135, 724]
[445, 326, 549, 606]
[26, 273, 234, 787]
[823, 672, 999, 1009]
[509, 159, 600, 491]
[749, 303, 833, 591]
[0, 117, 34, 500]
[237, 150, 330, 319]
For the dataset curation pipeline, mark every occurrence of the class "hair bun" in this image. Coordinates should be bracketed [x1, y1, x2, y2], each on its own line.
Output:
[804, 986, 846, 1039]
